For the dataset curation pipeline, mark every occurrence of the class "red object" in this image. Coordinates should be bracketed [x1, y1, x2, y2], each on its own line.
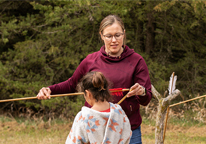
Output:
[109, 88, 124, 96]
[100, 108, 110, 112]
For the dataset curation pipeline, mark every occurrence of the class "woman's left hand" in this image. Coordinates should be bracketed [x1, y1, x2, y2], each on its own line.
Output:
[127, 83, 145, 97]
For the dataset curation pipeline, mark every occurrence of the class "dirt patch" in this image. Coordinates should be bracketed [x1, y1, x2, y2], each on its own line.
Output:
[141, 123, 155, 134]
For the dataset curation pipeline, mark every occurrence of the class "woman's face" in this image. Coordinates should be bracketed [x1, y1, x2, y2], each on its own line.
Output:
[101, 22, 125, 57]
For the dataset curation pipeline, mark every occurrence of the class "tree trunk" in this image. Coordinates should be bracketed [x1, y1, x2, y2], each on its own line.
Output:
[137, 21, 144, 52]
[145, 11, 156, 55]
[151, 85, 180, 144]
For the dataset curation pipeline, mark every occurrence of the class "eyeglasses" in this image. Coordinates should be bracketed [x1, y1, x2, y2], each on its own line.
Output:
[103, 33, 124, 41]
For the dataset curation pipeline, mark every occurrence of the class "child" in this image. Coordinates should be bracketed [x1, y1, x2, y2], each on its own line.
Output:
[65, 71, 132, 144]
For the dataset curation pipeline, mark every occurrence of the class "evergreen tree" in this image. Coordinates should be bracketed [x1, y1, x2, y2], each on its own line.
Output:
[0, 0, 206, 117]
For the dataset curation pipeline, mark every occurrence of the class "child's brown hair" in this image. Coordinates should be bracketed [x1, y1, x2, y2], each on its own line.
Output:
[77, 71, 111, 102]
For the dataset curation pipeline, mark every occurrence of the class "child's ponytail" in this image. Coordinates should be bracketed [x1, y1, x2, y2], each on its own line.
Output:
[77, 71, 111, 102]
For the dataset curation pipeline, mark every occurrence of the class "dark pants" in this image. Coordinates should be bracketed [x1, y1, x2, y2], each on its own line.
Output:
[129, 126, 142, 144]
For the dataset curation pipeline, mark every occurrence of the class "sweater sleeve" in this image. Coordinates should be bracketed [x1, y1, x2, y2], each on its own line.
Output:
[65, 112, 89, 144]
[48, 58, 89, 95]
[134, 57, 152, 106]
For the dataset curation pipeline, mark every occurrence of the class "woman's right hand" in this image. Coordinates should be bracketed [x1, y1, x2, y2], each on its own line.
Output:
[36, 87, 51, 100]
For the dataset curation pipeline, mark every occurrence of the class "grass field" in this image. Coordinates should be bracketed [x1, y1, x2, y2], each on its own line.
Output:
[0, 116, 205, 144]
[141, 122, 206, 144]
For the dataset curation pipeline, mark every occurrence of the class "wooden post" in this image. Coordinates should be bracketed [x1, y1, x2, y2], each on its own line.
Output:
[163, 107, 170, 142]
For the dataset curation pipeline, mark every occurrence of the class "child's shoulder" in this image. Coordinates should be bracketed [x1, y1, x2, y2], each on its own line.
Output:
[74, 106, 93, 123]
[109, 102, 124, 111]
[73, 111, 85, 123]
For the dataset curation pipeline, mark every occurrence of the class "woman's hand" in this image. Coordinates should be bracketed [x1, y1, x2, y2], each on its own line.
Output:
[127, 83, 145, 98]
[36, 87, 51, 100]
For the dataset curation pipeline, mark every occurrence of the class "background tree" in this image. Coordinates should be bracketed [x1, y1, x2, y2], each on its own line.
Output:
[0, 0, 206, 118]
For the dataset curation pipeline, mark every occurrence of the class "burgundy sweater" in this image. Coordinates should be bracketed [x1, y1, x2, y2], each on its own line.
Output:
[49, 45, 152, 130]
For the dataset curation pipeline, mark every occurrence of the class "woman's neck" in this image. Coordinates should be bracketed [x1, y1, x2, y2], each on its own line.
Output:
[105, 47, 124, 57]
[91, 101, 110, 111]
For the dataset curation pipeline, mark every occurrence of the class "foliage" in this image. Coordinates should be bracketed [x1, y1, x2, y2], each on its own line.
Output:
[0, 0, 206, 117]
[152, 0, 206, 97]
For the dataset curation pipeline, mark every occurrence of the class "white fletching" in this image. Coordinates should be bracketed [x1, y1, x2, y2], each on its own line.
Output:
[168, 73, 177, 95]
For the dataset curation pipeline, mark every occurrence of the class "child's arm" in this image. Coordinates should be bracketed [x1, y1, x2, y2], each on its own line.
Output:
[122, 114, 132, 144]
[116, 104, 132, 144]
[65, 112, 89, 144]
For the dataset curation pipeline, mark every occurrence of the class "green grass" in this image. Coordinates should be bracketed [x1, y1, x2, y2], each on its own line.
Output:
[0, 115, 12, 122]
[142, 116, 156, 126]
[168, 117, 205, 127]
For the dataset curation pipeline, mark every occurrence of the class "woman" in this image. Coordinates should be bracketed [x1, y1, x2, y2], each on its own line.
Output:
[66, 71, 132, 144]
[37, 15, 152, 144]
